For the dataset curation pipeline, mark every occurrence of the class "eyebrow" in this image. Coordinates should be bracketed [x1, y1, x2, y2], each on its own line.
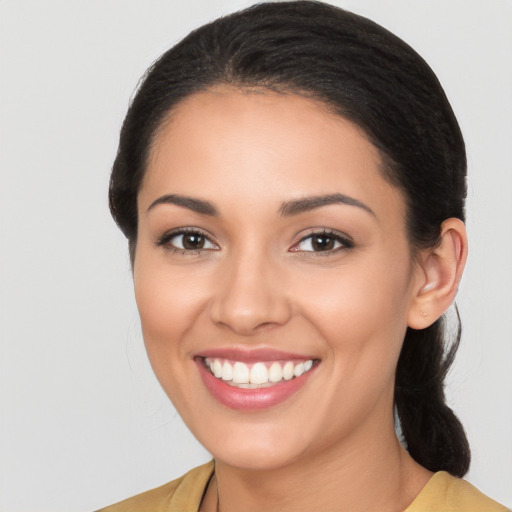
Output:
[147, 194, 218, 216]
[147, 192, 374, 218]
[279, 193, 375, 217]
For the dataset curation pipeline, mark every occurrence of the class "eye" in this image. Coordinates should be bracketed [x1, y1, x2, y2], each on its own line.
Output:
[292, 230, 353, 253]
[156, 229, 218, 253]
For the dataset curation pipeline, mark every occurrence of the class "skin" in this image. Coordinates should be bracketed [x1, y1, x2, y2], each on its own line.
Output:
[134, 87, 466, 512]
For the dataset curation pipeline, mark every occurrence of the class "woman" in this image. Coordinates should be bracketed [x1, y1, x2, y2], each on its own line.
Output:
[99, 2, 508, 511]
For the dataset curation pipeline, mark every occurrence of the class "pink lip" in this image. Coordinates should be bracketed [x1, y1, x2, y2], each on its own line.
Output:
[195, 357, 317, 411]
[196, 346, 314, 363]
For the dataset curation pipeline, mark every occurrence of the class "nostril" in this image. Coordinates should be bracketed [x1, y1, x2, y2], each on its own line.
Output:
[208, 260, 292, 333]
[209, 300, 292, 334]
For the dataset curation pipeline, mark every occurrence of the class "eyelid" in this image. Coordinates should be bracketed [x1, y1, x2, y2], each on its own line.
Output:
[155, 227, 353, 255]
[290, 228, 354, 253]
[155, 227, 219, 252]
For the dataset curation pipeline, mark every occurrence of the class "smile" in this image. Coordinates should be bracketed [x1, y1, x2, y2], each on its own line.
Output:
[196, 352, 319, 410]
[204, 358, 315, 388]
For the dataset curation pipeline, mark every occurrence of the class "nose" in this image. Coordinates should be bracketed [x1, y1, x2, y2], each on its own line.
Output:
[209, 250, 292, 335]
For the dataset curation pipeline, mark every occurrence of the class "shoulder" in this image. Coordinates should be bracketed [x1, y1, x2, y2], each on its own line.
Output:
[95, 461, 214, 512]
[407, 471, 509, 512]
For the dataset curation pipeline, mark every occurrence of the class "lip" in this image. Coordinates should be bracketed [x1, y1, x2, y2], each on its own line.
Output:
[196, 346, 315, 363]
[195, 354, 318, 411]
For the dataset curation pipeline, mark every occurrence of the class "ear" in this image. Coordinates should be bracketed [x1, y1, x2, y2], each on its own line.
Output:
[408, 218, 468, 329]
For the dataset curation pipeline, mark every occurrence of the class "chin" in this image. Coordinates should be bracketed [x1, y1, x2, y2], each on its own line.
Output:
[211, 442, 303, 471]
[188, 413, 322, 472]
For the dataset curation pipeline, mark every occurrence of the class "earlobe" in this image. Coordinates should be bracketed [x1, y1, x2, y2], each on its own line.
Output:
[408, 218, 468, 330]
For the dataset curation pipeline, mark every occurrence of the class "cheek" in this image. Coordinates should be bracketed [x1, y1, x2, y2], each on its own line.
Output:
[295, 255, 413, 364]
[289, 260, 413, 435]
[133, 252, 208, 359]
[132, 253, 214, 413]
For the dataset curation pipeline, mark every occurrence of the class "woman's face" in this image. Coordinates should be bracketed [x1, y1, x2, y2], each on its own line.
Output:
[134, 88, 425, 470]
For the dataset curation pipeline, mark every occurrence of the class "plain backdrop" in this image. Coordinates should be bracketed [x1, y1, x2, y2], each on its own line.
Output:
[1, 1, 511, 510]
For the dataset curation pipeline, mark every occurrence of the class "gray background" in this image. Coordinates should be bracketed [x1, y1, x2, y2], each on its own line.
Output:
[1, 1, 511, 510]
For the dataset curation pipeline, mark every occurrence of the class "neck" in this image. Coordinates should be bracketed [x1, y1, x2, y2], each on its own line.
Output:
[205, 421, 432, 512]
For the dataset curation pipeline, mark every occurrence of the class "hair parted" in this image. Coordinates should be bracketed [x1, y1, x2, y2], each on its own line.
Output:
[109, 0, 470, 476]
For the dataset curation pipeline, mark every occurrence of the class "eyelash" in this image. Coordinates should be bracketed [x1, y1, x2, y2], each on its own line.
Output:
[291, 229, 354, 255]
[156, 228, 354, 255]
[156, 228, 218, 255]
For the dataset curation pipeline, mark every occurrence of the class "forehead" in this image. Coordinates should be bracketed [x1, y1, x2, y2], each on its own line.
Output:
[141, 87, 406, 224]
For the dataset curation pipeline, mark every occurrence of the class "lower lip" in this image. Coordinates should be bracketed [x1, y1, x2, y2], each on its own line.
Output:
[196, 359, 316, 411]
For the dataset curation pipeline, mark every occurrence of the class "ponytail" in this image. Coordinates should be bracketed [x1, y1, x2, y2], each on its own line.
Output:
[395, 312, 470, 476]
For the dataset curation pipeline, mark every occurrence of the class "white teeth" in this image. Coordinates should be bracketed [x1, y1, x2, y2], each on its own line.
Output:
[205, 357, 315, 386]
[294, 362, 304, 377]
[282, 361, 295, 380]
[250, 362, 268, 384]
[221, 361, 233, 381]
[213, 359, 223, 378]
[232, 361, 250, 384]
[268, 361, 283, 383]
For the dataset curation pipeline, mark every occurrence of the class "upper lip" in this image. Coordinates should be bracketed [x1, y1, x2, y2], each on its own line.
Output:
[196, 346, 317, 363]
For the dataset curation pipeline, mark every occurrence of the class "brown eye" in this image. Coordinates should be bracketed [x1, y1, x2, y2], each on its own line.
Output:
[157, 229, 217, 252]
[311, 235, 335, 251]
[293, 231, 354, 253]
[182, 233, 206, 250]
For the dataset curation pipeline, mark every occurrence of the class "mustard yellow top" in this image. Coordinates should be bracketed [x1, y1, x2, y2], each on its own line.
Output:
[97, 461, 509, 512]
